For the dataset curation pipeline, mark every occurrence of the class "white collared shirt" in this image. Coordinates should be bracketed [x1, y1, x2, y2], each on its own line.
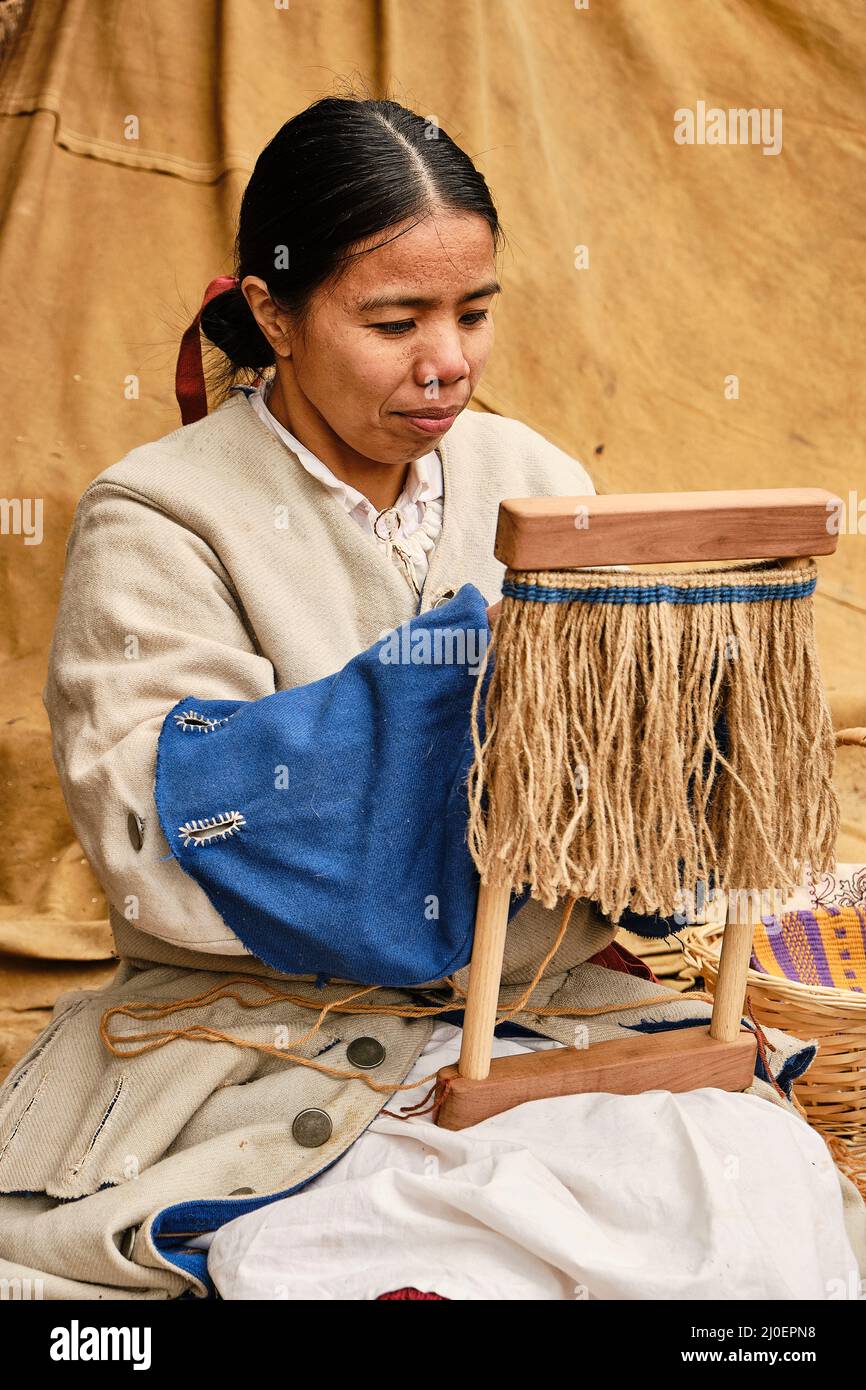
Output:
[241, 379, 444, 598]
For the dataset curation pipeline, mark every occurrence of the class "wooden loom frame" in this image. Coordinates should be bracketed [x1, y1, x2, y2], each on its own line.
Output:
[434, 487, 841, 1131]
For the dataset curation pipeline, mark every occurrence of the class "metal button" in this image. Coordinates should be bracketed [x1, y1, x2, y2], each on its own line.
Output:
[291, 1108, 332, 1148]
[119, 1225, 138, 1260]
[228, 1186, 256, 1196]
[346, 1036, 386, 1069]
[127, 811, 144, 851]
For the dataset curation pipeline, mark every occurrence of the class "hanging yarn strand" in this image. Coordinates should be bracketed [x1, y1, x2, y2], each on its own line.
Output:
[466, 556, 839, 923]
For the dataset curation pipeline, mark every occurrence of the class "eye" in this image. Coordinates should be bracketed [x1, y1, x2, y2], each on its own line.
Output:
[372, 320, 415, 336]
[371, 310, 490, 337]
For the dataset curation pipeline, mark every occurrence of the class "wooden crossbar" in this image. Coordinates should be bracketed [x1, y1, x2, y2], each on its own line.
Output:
[494, 486, 841, 568]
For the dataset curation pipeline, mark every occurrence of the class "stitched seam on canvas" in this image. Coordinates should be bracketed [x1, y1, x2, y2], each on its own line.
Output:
[0, 999, 88, 1101]
[0, 1071, 51, 1166]
[66, 1076, 126, 1178]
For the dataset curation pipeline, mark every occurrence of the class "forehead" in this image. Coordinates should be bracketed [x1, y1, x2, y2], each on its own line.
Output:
[337, 212, 497, 305]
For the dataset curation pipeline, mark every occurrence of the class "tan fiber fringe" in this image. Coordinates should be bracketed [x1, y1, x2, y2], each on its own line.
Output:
[466, 557, 839, 923]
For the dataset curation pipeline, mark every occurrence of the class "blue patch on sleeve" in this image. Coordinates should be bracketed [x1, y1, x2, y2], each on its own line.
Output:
[154, 584, 528, 986]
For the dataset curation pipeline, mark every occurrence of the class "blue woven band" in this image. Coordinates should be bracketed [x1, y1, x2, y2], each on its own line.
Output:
[501, 575, 817, 606]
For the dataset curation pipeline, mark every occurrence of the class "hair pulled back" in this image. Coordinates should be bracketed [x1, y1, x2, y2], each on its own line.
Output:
[201, 96, 502, 393]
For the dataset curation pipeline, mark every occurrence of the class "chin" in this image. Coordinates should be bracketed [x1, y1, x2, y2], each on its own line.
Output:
[358, 437, 410, 466]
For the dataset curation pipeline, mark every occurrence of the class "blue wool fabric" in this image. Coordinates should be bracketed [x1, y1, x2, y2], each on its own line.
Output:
[154, 584, 531, 987]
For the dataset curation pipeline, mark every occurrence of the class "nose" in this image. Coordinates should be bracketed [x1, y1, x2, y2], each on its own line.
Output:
[412, 324, 471, 397]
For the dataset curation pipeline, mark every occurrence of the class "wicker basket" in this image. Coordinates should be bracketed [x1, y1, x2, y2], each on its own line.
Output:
[683, 922, 866, 1198]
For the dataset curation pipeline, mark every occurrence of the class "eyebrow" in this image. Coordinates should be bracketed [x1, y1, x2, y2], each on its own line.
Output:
[355, 280, 502, 313]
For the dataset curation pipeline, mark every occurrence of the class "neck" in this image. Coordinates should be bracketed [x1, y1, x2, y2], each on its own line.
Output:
[265, 371, 411, 513]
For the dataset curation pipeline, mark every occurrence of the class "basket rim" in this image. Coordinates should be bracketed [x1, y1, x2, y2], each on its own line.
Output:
[682, 922, 866, 1013]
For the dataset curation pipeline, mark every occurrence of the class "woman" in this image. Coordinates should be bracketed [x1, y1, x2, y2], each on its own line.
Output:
[0, 97, 830, 1300]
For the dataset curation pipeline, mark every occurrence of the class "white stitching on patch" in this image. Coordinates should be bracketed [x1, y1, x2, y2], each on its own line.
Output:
[173, 708, 234, 733]
[178, 811, 246, 847]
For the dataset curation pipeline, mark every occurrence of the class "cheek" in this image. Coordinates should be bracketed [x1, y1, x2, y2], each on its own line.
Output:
[467, 324, 495, 375]
[348, 346, 418, 416]
[295, 344, 383, 425]
[331, 337, 406, 396]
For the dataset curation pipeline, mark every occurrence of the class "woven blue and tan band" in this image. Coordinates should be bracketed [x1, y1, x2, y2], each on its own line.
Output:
[501, 559, 817, 607]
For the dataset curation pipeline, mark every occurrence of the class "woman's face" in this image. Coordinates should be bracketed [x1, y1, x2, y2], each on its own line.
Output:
[254, 210, 499, 466]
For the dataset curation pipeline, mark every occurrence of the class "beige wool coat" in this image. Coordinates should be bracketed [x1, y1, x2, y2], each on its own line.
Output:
[1, 389, 862, 1299]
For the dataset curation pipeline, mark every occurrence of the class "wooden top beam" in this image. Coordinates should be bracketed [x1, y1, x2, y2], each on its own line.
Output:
[493, 487, 843, 569]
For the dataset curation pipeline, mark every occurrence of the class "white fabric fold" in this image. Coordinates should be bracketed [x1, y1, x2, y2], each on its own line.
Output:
[206, 1022, 858, 1301]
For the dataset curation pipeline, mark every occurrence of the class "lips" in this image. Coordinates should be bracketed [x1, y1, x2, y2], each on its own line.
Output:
[397, 413, 458, 434]
[394, 405, 464, 434]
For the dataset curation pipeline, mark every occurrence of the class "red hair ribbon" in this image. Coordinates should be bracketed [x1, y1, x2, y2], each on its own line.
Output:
[175, 275, 239, 426]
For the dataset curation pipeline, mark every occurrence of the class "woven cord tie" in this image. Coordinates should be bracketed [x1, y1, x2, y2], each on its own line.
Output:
[99, 895, 718, 1111]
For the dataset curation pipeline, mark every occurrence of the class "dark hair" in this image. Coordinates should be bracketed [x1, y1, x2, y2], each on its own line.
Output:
[200, 95, 503, 396]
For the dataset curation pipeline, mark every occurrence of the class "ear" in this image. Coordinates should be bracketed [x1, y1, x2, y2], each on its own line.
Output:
[240, 275, 292, 359]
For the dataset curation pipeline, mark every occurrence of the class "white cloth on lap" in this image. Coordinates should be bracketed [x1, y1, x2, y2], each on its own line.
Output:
[206, 1022, 859, 1301]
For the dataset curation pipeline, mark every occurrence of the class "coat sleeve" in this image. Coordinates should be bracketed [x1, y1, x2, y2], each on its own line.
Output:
[44, 481, 510, 979]
[43, 481, 280, 954]
[520, 420, 598, 499]
[151, 582, 511, 988]
[508, 419, 630, 573]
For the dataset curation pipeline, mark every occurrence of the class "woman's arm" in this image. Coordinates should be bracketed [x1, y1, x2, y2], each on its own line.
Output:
[152, 581, 496, 987]
[45, 482, 498, 981]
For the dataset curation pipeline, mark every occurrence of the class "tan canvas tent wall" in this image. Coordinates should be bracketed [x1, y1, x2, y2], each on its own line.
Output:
[1, 0, 864, 1072]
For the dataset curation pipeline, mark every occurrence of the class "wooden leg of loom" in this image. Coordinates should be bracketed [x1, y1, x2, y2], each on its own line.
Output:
[709, 902, 755, 1043]
[455, 878, 513, 1080]
[434, 882, 758, 1132]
